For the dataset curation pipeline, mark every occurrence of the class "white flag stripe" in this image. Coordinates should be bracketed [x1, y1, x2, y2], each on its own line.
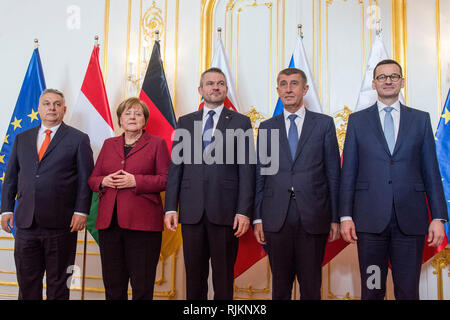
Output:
[355, 35, 405, 111]
[210, 39, 241, 112]
[69, 92, 114, 160]
[292, 36, 322, 113]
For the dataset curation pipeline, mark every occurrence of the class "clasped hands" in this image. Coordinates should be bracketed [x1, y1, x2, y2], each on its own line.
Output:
[101, 169, 136, 189]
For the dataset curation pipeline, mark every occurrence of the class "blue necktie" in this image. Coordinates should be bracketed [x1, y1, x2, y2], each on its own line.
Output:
[203, 110, 215, 150]
[383, 107, 395, 154]
[288, 114, 298, 160]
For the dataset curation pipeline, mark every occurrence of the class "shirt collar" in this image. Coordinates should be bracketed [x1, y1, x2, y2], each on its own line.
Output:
[283, 106, 305, 120]
[377, 100, 400, 113]
[203, 104, 224, 119]
[39, 122, 62, 134]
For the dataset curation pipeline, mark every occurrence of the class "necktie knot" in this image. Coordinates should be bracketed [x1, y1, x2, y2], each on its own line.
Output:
[288, 114, 297, 122]
[207, 110, 216, 118]
[384, 107, 394, 114]
[45, 129, 52, 136]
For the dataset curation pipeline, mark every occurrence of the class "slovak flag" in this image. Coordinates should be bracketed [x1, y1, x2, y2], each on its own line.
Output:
[199, 38, 240, 112]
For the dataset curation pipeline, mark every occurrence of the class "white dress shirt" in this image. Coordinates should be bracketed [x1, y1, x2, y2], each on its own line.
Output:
[283, 106, 305, 141]
[377, 100, 400, 140]
[202, 104, 224, 134]
[165, 104, 246, 220]
[1, 123, 87, 218]
[340, 100, 445, 223]
[253, 106, 306, 225]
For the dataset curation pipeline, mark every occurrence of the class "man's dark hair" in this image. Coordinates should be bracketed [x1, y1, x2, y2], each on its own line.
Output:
[373, 59, 403, 79]
[277, 68, 307, 85]
[199, 67, 227, 87]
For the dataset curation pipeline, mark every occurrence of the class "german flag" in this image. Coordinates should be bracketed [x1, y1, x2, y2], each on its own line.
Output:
[140, 40, 176, 151]
[139, 40, 181, 259]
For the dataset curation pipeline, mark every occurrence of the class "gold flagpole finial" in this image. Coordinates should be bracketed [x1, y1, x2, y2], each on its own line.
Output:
[217, 27, 222, 40]
[94, 35, 99, 47]
[155, 30, 160, 42]
[298, 24, 303, 37]
[375, 19, 382, 36]
[34, 39, 39, 49]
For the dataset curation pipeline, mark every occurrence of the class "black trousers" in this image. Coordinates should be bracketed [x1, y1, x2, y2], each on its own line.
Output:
[357, 205, 425, 300]
[181, 213, 239, 300]
[265, 197, 328, 300]
[14, 224, 78, 300]
[98, 211, 162, 300]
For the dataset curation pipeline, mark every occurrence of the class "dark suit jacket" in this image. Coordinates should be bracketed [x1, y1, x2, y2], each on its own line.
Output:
[164, 107, 255, 226]
[88, 131, 169, 231]
[1, 122, 94, 229]
[339, 103, 448, 235]
[254, 109, 341, 234]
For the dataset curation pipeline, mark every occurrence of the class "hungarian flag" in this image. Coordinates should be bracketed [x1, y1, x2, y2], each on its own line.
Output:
[67, 43, 114, 243]
[139, 40, 181, 260]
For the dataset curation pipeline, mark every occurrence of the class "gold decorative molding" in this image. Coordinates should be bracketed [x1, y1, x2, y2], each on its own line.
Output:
[431, 248, 450, 300]
[327, 262, 359, 300]
[436, 0, 443, 116]
[142, 1, 164, 42]
[391, 0, 408, 104]
[234, 257, 271, 300]
[103, 0, 111, 84]
[333, 105, 352, 153]
[201, 0, 220, 74]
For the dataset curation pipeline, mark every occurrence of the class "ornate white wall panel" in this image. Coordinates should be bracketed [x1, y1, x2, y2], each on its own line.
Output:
[0, 0, 449, 300]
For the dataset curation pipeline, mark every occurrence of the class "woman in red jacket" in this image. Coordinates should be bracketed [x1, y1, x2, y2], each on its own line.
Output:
[88, 97, 170, 300]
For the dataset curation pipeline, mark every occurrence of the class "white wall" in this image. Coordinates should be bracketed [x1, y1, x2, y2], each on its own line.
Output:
[0, 0, 448, 300]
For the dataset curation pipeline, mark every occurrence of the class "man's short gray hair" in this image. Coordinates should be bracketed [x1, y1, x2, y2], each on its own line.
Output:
[40, 88, 65, 103]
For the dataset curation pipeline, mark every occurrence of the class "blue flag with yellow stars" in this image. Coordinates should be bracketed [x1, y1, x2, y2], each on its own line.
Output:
[436, 89, 450, 242]
[0, 48, 46, 235]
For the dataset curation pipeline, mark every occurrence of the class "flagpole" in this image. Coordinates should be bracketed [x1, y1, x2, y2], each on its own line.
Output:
[80, 36, 99, 301]
[217, 27, 222, 40]
[298, 24, 303, 37]
[34, 39, 39, 49]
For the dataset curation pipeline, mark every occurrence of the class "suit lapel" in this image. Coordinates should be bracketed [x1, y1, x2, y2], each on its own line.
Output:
[275, 114, 293, 164]
[40, 122, 69, 161]
[126, 131, 150, 158]
[392, 104, 412, 155]
[28, 125, 41, 162]
[215, 107, 233, 134]
[365, 104, 391, 156]
[112, 135, 124, 158]
[293, 109, 315, 162]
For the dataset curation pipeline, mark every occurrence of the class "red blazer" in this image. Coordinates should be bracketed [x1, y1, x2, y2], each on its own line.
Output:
[88, 131, 170, 231]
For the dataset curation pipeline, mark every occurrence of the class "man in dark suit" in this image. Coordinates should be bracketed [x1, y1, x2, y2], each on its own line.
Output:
[1, 89, 94, 300]
[164, 67, 255, 300]
[339, 59, 448, 300]
[254, 68, 341, 300]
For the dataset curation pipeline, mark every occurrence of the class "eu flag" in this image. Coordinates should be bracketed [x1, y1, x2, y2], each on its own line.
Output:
[436, 89, 450, 241]
[0, 48, 46, 235]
